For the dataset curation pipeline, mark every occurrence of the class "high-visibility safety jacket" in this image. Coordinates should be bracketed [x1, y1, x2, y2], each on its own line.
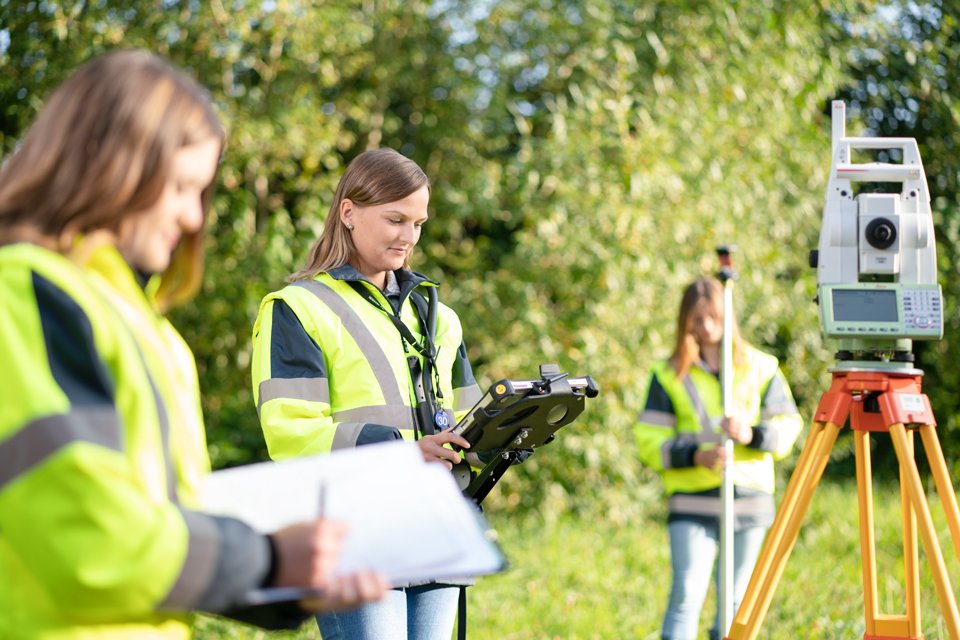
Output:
[82, 241, 211, 506]
[252, 265, 483, 461]
[0, 243, 275, 639]
[634, 346, 803, 525]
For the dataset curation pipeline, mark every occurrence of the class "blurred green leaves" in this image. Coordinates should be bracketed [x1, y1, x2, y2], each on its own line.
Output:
[3, 0, 958, 515]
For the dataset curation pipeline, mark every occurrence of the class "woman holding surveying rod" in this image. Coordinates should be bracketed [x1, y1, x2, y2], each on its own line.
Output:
[0, 50, 387, 638]
[634, 276, 803, 640]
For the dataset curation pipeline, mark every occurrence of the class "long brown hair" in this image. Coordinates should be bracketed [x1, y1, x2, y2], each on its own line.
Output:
[291, 147, 430, 281]
[0, 49, 224, 309]
[668, 277, 745, 378]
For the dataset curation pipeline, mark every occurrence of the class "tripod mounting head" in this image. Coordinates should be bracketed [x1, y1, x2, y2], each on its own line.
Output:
[716, 245, 739, 283]
[810, 101, 943, 367]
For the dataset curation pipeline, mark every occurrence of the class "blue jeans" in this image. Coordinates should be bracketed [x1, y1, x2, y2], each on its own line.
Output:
[661, 519, 767, 640]
[316, 584, 460, 640]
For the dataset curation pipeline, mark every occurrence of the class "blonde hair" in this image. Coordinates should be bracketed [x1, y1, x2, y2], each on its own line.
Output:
[291, 148, 430, 281]
[0, 49, 224, 309]
[668, 277, 745, 378]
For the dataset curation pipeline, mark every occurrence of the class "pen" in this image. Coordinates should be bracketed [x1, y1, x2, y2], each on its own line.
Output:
[318, 482, 326, 519]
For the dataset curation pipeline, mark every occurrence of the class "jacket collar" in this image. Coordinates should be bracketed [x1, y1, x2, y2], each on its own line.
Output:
[326, 264, 437, 298]
[327, 264, 438, 309]
[71, 235, 161, 314]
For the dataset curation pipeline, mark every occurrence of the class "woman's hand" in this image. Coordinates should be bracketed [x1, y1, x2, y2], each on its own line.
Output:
[721, 415, 753, 445]
[416, 429, 472, 469]
[298, 571, 390, 613]
[269, 519, 390, 612]
[694, 445, 730, 472]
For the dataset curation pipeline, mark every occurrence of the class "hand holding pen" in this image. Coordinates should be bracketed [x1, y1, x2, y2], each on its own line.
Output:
[268, 489, 390, 612]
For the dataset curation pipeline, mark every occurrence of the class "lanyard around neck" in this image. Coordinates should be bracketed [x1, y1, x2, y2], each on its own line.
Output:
[347, 280, 447, 435]
[348, 281, 433, 359]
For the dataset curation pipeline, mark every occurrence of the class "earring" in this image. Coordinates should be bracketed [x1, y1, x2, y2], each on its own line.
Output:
[345, 222, 354, 231]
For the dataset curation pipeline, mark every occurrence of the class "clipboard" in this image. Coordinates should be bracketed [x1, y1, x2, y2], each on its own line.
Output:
[203, 441, 507, 604]
[451, 364, 599, 503]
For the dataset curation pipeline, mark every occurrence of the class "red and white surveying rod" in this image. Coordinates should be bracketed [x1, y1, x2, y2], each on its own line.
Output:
[716, 246, 737, 638]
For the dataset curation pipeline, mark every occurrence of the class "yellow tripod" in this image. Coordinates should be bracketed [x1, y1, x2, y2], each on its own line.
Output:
[724, 367, 960, 640]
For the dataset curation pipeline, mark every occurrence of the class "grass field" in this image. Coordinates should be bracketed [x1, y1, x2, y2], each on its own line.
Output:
[194, 475, 960, 639]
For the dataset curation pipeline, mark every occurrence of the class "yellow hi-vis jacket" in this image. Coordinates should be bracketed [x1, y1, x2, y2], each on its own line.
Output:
[0, 243, 276, 639]
[80, 242, 210, 506]
[252, 266, 483, 461]
[634, 346, 803, 524]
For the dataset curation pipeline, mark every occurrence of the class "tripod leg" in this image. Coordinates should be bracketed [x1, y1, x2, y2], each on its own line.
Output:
[918, 424, 960, 562]
[734, 420, 826, 620]
[900, 430, 921, 638]
[889, 423, 960, 639]
[855, 429, 881, 637]
[859, 426, 922, 639]
[726, 420, 840, 640]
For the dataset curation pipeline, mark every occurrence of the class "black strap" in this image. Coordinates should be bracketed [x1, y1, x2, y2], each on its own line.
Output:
[457, 585, 467, 640]
[347, 281, 433, 359]
[408, 291, 434, 353]
[407, 291, 440, 407]
[408, 288, 446, 436]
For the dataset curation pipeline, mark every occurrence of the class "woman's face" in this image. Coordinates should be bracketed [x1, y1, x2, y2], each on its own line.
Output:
[117, 136, 220, 274]
[689, 299, 723, 347]
[341, 185, 430, 287]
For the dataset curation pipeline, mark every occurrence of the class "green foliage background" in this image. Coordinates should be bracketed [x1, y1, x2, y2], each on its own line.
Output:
[2, 0, 959, 525]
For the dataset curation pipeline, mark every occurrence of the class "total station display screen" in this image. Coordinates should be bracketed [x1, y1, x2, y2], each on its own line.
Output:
[832, 289, 899, 322]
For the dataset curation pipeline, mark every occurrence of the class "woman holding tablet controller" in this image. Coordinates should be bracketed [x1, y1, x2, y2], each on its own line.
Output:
[251, 147, 483, 640]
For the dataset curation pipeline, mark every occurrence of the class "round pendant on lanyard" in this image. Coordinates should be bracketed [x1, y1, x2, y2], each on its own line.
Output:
[434, 410, 449, 429]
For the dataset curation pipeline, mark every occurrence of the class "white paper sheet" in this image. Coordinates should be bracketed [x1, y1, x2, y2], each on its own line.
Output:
[202, 441, 505, 591]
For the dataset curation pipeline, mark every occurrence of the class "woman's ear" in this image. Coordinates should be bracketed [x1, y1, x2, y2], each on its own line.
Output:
[339, 198, 354, 227]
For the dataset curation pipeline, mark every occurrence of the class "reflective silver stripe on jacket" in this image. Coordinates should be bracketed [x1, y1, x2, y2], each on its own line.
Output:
[160, 508, 221, 609]
[331, 422, 366, 449]
[453, 383, 483, 413]
[332, 405, 417, 433]
[638, 409, 676, 428]
[760, 373, 799, 420]
[682, 375, 717, 440]
[296, 280, 408, 411]
[660, 439, 674, 468]
[440, 407, 455, 427]
[761, 401, 798, 423]
[147, 373, 178, 502]
[257, 377, 331, 416]
[668, 493, 774, 517]
[0, 408, 123, 491]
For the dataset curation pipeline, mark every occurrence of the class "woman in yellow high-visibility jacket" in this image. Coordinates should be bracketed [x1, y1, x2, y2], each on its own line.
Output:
[252, 148, 482, 640]
[634, 277, 803, 640]
[0, 50, 387, 639]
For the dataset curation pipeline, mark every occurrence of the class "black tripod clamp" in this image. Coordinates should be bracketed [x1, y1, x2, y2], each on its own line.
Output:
[452, 363, 599, 504]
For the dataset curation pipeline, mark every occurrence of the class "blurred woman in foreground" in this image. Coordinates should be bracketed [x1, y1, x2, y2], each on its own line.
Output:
[0, 50, 387, 638]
